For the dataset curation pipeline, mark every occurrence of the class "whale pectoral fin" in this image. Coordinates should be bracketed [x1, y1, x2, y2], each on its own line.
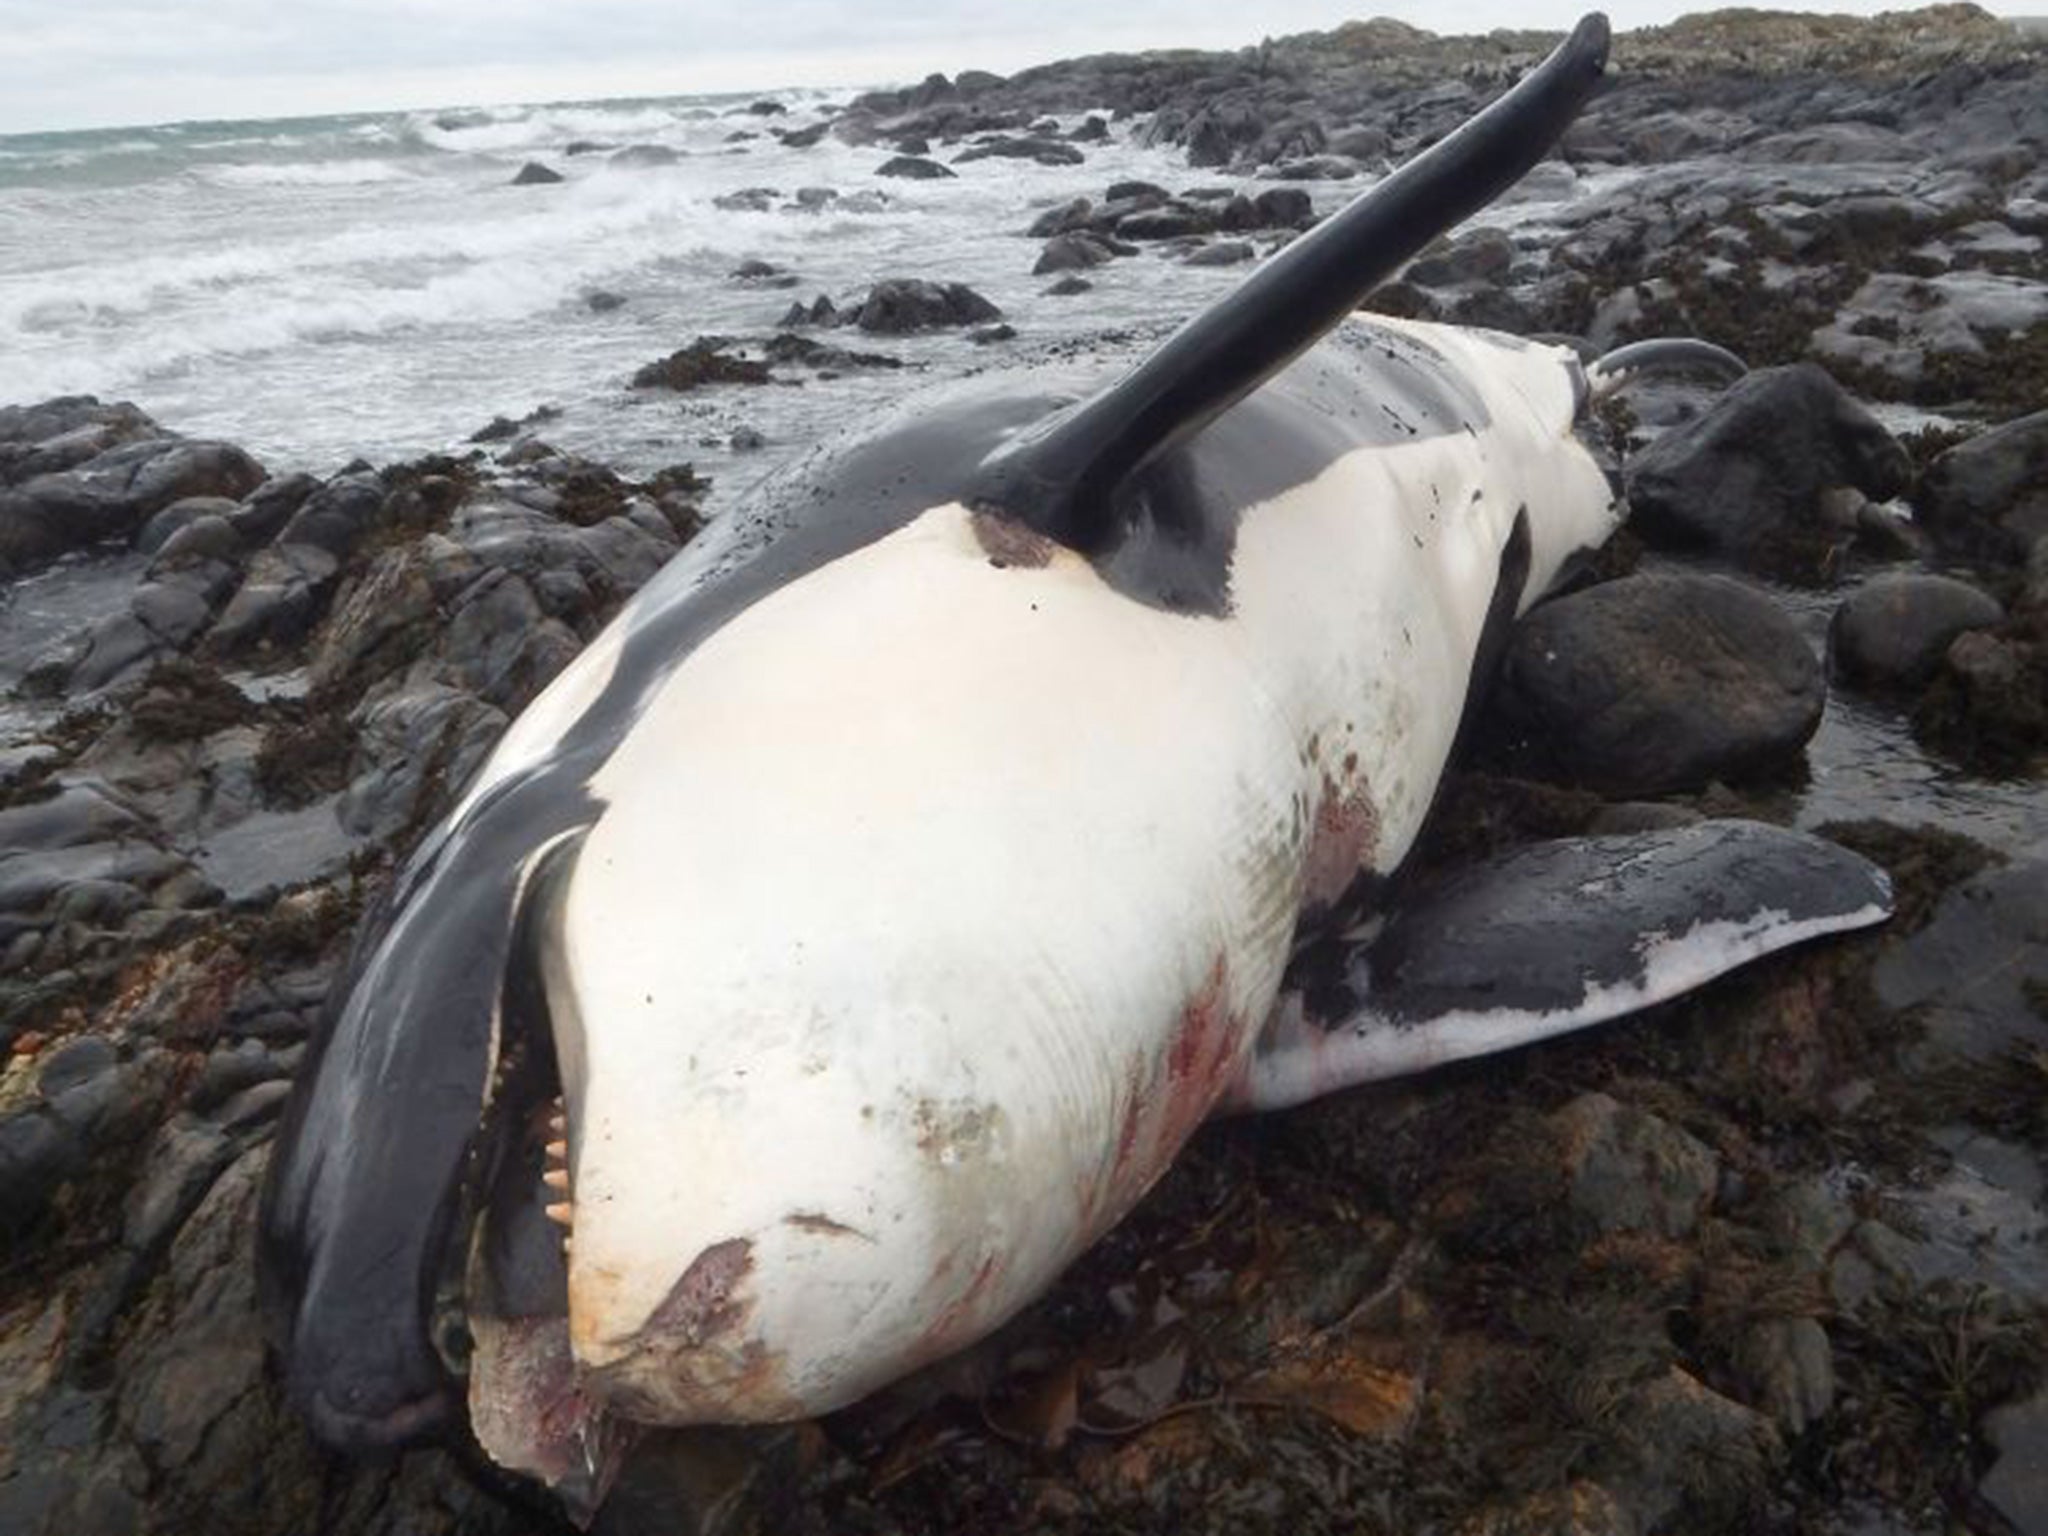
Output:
[1237, 819, 1893, 1112]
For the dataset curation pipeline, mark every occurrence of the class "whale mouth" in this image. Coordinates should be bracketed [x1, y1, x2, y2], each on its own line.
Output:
[432, 843, 642, 1522]
[462, 1110, 640, 1522]
[458, 1066, 643, 1519]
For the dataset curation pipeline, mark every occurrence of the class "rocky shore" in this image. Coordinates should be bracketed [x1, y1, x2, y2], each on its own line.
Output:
[4, 8, 2047, 1534]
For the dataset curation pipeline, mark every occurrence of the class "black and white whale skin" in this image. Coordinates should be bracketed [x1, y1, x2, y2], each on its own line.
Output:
[259, 13, 1889, 1511]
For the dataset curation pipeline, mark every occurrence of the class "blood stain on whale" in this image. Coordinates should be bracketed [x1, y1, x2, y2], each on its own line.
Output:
[1303, 763, 1382, 912]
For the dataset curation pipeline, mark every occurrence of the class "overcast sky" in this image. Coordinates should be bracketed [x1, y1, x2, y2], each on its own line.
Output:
[0, 1, 2023, 135]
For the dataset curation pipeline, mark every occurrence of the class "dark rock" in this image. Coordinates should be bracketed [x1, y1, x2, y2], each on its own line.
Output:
[65, 614, 168, 693]
[1105, 180, 1170, 203]
[953, 136, 1084, 167]
[129, 578, 215, 650]
[1, 438, 266, 576]
[1550, 1092, 1719, 1239]
[1184, 240, 1256, 267]
[275, 473, 384, 560]
[1916, 627, 2048, 769]
[1872, 851, 2048, 1062]
[338, 685, 507, 843]
[1032, 233, 1118, 275]
[712, 187, 777, 212]
[759, 334, 902, 372]
[149, 515, 242, 570]
[1115, 206, 1219, 241]
[1625, 364, 1911, 574]
[563, 140, 611, 156]
[849, 280, 1001, 334]
[729, 260, 798, 289]
[1045, 276, 1093, 296]
[135, 498, 237, 556]
[1266, 155, 1360, 181]
[1830, 574, 2005, 690]
[0, 396, 158, 481]
[778, 123, 828, 149]
[746, 100, 786, 116]
[1327, 124, 1392, 161]
[1918, 409, 2048, 559]
[791, 187, 836, 211]
[509, 161, 563, 186]
[207, 543, 342, 654]
[1027, 197, 1094, 238]
[1406, 226, 1515, 288]
[970, 324, 1017, 345]
[1180, 101, 1267, 169]
[0, 1107, 77, 1232]
[225, 472, 316, 545]
[1253, 187, 1315, 229]
[468, 406, 561, 446]
[875, 155, 955, 180]
[1070, 115, 1108, 143]
[629, 339, 771, 391]
[1494, 574, 1826, 795]
[778, 294, 839, 328]
[1608, 1369, 1781, 1533]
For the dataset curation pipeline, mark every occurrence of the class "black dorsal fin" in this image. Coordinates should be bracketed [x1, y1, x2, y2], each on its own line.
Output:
[971, 13, 1611, 551]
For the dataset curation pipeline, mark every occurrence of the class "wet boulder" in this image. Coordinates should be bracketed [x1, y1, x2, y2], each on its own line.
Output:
[1, 437, 266, 576]
[509, 161, 563, 186]
[1252, 186, 1315, 229]
[1492, 573, 1826, 795]
[953, 135, 1084, 167]
[1184, 240, 1256, 267]
[1551, 1092, 1720, 1240]
[1914, 626, 2048, 772]
[1406, 226, 1515, 288]
[1830, 574, 2005, 690]
[847, 279, 1002, 333]
[206, 544, 342, 656]
[1917, 409, 2048, 560]
[1872, 849, 2048, 1062]
[1114, 204, 1219, 241]
[1625, 364, 1911, 576]
[0, 396, 159, 482]
[1032, 232, 1120, 275]
[1026, 196, 1094, 237]
[629, 339, 771, 391]
[875, 155, 954, 179]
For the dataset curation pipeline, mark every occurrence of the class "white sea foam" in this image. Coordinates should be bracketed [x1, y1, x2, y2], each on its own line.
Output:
[412, 102, 703, 156]
[204, 159, 422, 188]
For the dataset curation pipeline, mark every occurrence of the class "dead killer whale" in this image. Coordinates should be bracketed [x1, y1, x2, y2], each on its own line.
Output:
[258, 12, 1890, 1512]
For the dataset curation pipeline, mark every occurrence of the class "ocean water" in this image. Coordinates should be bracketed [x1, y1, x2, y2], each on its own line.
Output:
[0, 89, 1607, 499]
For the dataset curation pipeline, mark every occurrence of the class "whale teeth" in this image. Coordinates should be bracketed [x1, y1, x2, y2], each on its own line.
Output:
[541, 1097, 572, 1249]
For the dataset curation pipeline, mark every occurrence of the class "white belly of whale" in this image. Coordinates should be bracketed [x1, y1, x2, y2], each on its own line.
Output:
[546, 372, 1613, 1417]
